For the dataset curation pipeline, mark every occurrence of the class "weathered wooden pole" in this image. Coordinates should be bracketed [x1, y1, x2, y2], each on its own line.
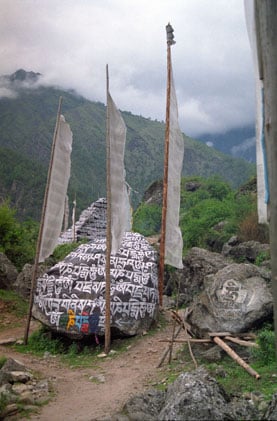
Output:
[158, 23, 175, 307]
[24, 97, 63, 345]
[105, 64, 111, 355]
[255, 0, 277, 356]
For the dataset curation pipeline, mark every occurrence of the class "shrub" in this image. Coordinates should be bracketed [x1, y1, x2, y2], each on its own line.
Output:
[25, 327, 66, 355]
[0, 200, 38, 270]
[252, 325, 276, 365]
[238, 210, 269, 243]
[132, 203, 161, 236]
[255, 250, 270, 266]
[52, 241, 85, 262]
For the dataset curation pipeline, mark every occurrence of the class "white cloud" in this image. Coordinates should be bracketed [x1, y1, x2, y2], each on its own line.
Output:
[0, 0, 255, 137]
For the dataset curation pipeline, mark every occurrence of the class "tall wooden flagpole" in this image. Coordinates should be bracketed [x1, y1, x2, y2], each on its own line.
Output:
[105, 64, 112, 354]
[24, 96, 63, 345]
[158, 23, 175, 307]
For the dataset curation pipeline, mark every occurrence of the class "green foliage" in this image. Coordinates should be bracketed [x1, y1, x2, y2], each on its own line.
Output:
[133, 203, 161, 236]
[0, 356, 7, 369]
[19, 327, 66, 355]
[0, 290, 28, 323]
[133, 176, 259, 254]
[0, 200, 18, 251]
[52, 241, 86, 262]
[0, 201, 38, 270]
[204, 358, 277, 401]
[255, 251, 270, 266]
[181, 197, 233, 249]
[0, 393, 8, 414]
[0, 84, 255, 221]
[67, 342, 79, 357]
[252, 326, 276, 365]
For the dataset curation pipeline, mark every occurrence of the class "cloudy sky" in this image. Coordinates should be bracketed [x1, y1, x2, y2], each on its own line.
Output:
[0, 0, 255, 137]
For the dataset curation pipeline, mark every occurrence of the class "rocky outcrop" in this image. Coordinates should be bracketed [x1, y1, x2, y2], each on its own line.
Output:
[115, 367, 262, 420]
[33, 232, 159, 338]
[164, 247, 229, 305]
[0, 358, 50, 419]
[264, 392, 277, 420]
[13, 263, 48, 299]
[187, 263, 273, 337]
[0, 253, 18, 290]
[222, 236, 270, 263]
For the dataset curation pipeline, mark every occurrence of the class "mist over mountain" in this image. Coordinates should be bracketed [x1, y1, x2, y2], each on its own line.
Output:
[198, 126, 256, 163]
[0, 69, 256, 221]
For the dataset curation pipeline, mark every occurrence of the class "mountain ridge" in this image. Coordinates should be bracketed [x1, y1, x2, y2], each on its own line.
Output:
[0, 69, 256, 221]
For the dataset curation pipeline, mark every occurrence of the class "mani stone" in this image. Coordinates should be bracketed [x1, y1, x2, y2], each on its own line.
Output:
[187, 263, 273, 337]
[58, 197, 107, 244]
[32, 232, 159, 338]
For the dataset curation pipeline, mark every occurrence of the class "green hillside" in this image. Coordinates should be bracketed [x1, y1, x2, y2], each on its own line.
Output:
[0, 71, 256, 221]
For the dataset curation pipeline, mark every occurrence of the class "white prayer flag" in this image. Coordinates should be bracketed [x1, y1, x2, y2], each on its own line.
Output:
[244, 0, 268, 223]
[108, 92, 129, 254]
[39, 115, 73, 262]
[165, 64, 184, 269]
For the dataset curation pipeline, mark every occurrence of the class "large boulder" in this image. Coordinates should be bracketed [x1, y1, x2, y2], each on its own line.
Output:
[165, 247, 229, 305]
[0, 252, 18, 290]
[117, 367, 260, 420]
[14, 263, 48, 299]
[187, 263, 273, 337]
[32, 232, 159, 338]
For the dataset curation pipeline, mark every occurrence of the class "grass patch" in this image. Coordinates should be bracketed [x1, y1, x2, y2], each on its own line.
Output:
[0, 356, 7, 369]
[204, 358, 277, 401]
[0, 289, 28, 316]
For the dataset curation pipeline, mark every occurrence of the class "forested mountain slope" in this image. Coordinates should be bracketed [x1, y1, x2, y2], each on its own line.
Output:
[0, 70, 255, 221]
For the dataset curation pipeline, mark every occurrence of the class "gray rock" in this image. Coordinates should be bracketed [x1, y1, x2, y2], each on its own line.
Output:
[0, 252, 18, 289]
[159, 367, 231, 420]
[119, 367, 261, 420]
[14, 263, 47, 299]
[222, 238, 270, 264]
[264, 392, 277, 420]
[33, 232, 159, 338]
[9, 371, 33, 383]
[165, 247, 229, 304]
[0, 358, 51, 419]
[187, 263, 273, 337]
[200, 345, 223, 362]
[122, 389, 165, 420]
[1, 357, 27, 373]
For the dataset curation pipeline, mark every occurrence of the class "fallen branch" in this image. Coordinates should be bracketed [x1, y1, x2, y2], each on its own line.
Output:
[212, 336, 260, 379]
[225, 336, 258, 348]
[159, 338, 211, 343]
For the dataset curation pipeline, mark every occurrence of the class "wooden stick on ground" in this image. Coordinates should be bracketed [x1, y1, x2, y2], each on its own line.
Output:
[212, 336, 260, 379]
[159, 338, 212, 343]
[157, 325, 183, 368]
[225, 336, 258, 348]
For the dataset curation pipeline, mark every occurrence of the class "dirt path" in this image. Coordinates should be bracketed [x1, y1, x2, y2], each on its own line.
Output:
[0, 312, 182, 421]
